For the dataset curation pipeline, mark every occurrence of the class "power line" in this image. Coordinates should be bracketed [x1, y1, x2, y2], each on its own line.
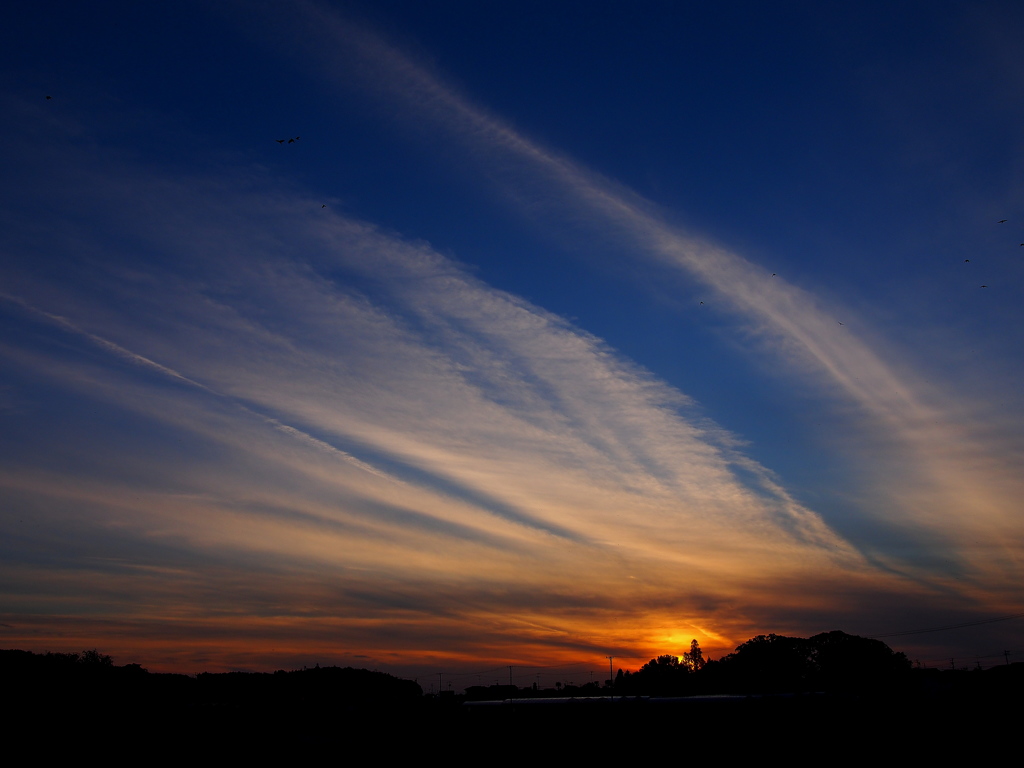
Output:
[869, 611, 1024, 639]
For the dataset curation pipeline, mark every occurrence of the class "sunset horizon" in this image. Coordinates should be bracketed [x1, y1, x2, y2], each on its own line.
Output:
[3, 1, 1022, 684]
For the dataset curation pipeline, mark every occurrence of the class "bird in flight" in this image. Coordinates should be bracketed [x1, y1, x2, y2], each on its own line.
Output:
[998, 219, 1007, 224]
[45, 95, 52, 100]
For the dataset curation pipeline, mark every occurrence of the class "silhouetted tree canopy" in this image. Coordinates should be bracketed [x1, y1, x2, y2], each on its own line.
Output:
[80, 648, 114, 667]
[627, 640, 707, 695]
[1, 648, 423, 712]
[682, 638, 705, 672]
[711, 631, 911, 693]
[808, 630, 911, 689]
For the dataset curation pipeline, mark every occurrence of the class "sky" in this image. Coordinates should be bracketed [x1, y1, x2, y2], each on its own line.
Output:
[2, 1, 1023, 684]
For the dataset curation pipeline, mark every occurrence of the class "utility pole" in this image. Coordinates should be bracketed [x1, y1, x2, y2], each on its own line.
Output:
[1005, 650, 1012, 666]
[608, 656, 614, 689]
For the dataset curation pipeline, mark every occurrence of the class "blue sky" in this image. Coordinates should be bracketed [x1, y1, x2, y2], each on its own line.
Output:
[2, 1, 1023, 678]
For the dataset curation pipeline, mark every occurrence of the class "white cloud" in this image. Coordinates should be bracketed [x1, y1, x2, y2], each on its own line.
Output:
[272, 2, 1024, 594]
[0, 154, 876, 663]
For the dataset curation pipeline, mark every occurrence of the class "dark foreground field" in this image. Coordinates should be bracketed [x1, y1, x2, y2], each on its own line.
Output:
[6, 645, 1020, 760]
[8, 676, 1019, 760]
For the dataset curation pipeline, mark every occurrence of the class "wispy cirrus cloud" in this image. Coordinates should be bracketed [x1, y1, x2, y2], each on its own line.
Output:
[0, 142, 883, 669]
[267, 1, 1024, 596]
[2, 3, 1021, 676]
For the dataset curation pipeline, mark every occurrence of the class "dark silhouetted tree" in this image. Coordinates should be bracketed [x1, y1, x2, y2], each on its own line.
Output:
[633, 654, 688, 695]
[640, 654, 682, 673]
[807, 630, 910, 691]
[714, 631, 911, 693]
[682, 639, 705, 672]
[80, 649, 114, 667]
[718, 633, 814, 692]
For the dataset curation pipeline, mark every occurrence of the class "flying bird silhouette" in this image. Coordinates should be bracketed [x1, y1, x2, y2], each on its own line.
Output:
[998, 219, 1007, 224]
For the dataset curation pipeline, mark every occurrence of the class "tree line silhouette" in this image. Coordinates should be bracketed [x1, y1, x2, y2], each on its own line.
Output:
[2, 648, 422, 712]
[5, 631, 1020, 758]
[7, 629, 1020, 704]
[614, 630, 913, 696]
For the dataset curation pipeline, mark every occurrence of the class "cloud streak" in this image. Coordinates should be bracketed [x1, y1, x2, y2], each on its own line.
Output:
[2, 4, 1021, 675]
[276, 1, 1024, 593]
[0, 142, 886, 668]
